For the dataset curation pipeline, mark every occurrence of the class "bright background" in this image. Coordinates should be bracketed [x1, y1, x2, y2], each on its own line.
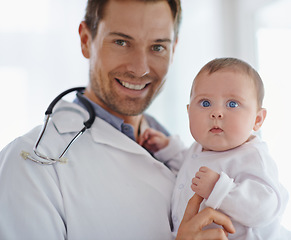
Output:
[0, 0, 290, 230]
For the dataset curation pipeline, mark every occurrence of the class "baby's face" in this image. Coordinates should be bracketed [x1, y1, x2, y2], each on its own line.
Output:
[188, 69, 263, 151]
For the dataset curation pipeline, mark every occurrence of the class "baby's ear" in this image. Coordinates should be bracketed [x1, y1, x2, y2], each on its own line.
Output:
[253, 108, 267, 131]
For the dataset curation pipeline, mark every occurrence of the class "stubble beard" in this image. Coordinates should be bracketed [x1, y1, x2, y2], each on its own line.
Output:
[90, 69, 160, 116]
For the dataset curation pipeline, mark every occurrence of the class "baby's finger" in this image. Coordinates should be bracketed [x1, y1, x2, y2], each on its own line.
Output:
[192, 177, 199, 186]
[139, 129, 150, 145]
[199, 166, 209, 173]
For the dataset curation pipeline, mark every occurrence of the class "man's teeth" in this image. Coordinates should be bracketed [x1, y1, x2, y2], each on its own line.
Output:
[120, 80, 146, 90]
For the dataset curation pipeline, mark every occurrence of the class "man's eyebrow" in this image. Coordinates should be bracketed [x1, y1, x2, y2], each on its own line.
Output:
[155, 38, 172, 43]
[108, 32, 172, 43]
[109, 32, 133, 40]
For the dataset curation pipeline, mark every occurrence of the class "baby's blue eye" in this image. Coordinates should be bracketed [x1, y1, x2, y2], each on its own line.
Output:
[200, 100, 211, 108]
[227, 100, 238, 108]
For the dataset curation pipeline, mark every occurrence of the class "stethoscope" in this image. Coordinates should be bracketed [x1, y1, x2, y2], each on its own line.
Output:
[21, 87, 95, 165]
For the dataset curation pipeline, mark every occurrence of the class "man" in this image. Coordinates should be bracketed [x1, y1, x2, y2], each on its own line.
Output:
[0, 0, 234, 239]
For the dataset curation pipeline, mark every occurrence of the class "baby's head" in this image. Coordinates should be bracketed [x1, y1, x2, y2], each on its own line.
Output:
[188, 58, 267, 152]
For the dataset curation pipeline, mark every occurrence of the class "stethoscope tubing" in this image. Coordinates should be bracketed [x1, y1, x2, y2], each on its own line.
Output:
[21, 87, 96, 165]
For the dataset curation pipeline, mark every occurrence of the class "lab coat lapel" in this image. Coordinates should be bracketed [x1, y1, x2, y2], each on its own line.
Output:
[90, 117, 151, 157]
[52, 100, 150, 156]
[52, 100, 90, 133]
[52, 100, 151, 157]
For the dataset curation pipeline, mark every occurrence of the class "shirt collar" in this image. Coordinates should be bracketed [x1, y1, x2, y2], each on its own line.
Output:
[74, 96, 136, 141]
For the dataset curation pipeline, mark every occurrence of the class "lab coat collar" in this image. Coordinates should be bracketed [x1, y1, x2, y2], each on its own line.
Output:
[52, 100, 151, 157]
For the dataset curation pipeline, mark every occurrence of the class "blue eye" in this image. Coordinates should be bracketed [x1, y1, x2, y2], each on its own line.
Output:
[227, 100, 238, 108]
[152, 45, 165, 52]
[115, 39, 127, 46]
[200, 100, 211, 108]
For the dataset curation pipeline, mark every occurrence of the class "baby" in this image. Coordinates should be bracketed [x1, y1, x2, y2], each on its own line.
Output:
[140, 58, 291, 239]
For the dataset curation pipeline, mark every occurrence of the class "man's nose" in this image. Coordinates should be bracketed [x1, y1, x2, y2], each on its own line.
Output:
[127, 49, 150, 78]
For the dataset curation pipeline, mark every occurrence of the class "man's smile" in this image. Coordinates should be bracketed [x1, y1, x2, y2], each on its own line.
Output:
[116, 78, 149, 91]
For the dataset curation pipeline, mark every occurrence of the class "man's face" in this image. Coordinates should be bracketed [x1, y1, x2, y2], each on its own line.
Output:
[82, 0, 176, 119]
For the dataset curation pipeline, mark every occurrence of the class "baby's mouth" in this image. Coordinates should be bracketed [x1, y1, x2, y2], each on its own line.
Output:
[210, 127, 223, 134]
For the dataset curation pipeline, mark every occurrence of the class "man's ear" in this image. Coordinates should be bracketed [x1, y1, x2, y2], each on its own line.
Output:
[173, 37, 178, 54]
[253, 108, 267, 131]
[79, 21, 91, 59]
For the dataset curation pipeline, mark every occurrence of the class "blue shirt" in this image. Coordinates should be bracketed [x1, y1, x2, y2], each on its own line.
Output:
[74, 96, 169, 141]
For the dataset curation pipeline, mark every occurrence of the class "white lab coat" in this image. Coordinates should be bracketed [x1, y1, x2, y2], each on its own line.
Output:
[0, 100, 176, 240]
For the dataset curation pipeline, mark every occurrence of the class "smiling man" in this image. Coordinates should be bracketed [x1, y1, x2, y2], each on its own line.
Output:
[80, 0, 177, 139]
[0, 1, 235, 239]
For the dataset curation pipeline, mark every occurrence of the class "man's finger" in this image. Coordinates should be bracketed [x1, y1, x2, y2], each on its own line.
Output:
[180, 194, 203, 222]
[196, 228, 229, 240]
[198, 208, 236, 234]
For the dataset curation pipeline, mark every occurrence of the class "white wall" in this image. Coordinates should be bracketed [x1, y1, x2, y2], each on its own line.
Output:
[0, 0, 88, 146]
[255, 0, 291, 230]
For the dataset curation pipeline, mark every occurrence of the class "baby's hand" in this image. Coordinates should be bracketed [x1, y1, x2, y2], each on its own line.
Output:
[191, 166, 220, 199]
[138, 128, 169, 153]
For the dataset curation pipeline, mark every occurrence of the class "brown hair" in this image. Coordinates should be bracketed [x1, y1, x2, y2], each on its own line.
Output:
[84, 0, 182, 40]
[193, 58, 265, 108]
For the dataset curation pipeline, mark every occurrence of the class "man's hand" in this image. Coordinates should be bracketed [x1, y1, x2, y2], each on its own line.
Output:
[176, 194, 235, 240]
